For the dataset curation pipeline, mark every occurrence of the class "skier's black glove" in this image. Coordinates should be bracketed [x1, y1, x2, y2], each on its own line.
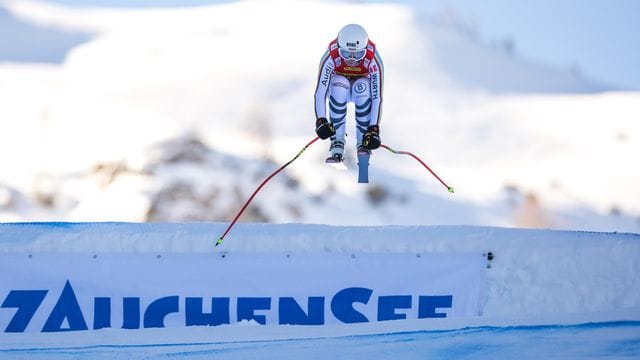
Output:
[362, 125, 381, 150]
[315, 117, 335, 140]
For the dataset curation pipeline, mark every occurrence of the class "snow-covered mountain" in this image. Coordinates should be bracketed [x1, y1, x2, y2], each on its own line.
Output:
[0, 0, 638, 232]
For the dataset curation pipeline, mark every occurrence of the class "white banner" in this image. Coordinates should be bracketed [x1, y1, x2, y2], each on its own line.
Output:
[0, 252, 487, 333]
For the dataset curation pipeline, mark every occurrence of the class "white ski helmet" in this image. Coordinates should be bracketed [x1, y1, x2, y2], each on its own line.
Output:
[337, 24, 368, 63]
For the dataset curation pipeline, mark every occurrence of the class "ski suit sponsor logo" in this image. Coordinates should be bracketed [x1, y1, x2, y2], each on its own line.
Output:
[331, 80, 350, 90]
[371, 72, 379, 100]
[1, 281, 453, 332]
[354, 82, 367, 94]
[321, 63, 334, 86]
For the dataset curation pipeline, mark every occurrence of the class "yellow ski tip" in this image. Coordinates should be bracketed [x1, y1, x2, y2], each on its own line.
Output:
[447, 186, 455, 194]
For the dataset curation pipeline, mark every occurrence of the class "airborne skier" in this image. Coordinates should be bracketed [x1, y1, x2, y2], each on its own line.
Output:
[216, 24, 453, 246]
[314, 24, 384, 165]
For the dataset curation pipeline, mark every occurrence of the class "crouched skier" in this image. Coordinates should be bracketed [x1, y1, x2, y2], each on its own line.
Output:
[314, 23, 384, 164]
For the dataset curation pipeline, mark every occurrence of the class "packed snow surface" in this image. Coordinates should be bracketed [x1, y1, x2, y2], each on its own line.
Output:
[0, 222, 639, 358]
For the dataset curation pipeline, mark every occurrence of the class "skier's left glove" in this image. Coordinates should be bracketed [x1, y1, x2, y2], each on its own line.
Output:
[362, 125, 381, 150]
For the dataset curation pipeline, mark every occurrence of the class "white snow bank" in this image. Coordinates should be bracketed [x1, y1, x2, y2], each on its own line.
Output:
[1, 222, 639, 322]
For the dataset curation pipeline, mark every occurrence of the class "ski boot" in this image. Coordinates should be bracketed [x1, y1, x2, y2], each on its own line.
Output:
[326, 139, 346, 169]
[326, 139, 345, 163]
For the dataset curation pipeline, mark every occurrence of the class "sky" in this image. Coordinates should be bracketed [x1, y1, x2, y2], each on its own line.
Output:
[405, 0, 640, 90]
[37, 0, 640, 90]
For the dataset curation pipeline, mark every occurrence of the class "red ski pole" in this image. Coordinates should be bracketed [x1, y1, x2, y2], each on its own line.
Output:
[380, 144, 454, 194]
[216, 136, 321, 246]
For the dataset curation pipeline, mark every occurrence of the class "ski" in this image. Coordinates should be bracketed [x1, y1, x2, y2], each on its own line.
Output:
[357, 150, 370, 183]
[326, 153, 347, 170]
[326, 156, 348, 170]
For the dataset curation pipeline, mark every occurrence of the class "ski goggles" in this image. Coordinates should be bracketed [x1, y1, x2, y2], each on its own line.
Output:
[339, 48, 366, 61]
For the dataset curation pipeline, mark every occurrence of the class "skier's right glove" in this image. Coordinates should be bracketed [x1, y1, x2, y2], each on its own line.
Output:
[315, 117, 335, 140]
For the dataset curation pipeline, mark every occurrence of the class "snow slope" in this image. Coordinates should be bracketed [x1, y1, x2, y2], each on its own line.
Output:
[0, 2, 639, 229]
